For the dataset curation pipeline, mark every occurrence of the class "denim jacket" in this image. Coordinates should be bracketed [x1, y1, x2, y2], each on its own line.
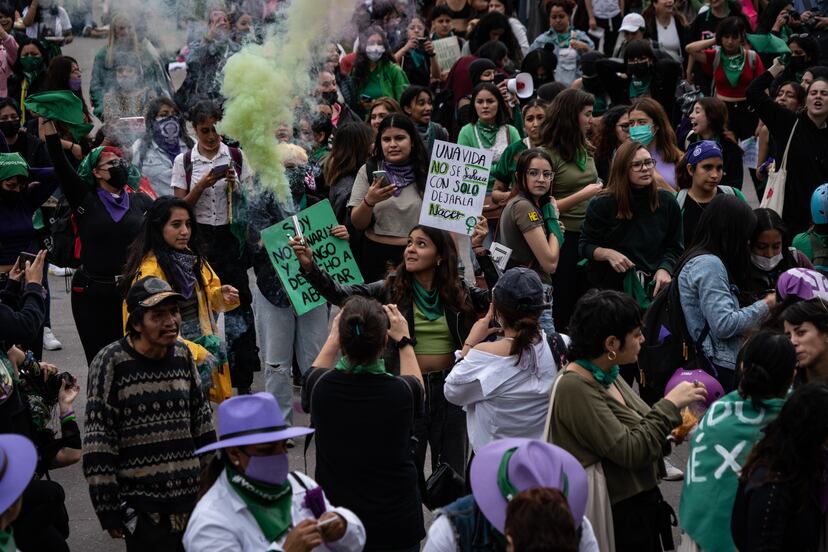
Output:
[678, 255, 769, 369]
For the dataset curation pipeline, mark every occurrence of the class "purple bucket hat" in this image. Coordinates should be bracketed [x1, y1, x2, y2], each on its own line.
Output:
[470, 438, 588, 534]
[196, 392, 314, 454]
[777, 268, 828, 301]
[0, 434, 36, 514]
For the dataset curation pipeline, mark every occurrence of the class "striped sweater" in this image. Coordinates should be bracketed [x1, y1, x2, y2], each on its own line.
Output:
[82, 337, 216, 530]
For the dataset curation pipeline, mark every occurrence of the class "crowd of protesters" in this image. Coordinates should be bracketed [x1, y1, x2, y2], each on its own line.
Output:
[1, 0, 828, 551]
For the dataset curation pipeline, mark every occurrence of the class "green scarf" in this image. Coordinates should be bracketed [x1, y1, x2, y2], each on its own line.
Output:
[19, 56, 43, 86]
[574, 146, 589, 172]
[412, 279, 443, 321]
[574, 359, 620, 388]
[629, 75, 652, 99]
[335, 356, 390, 376]
[409, 47, 427, 69]
[475, 121, 500, 149]
[25, 90, 93, 142]
[0, 528, 15, 552]
[0, 152, 28, 181]
[541, 202, 565, 247]
[77, 146, 142, 191]
[554, 29, 571, 48]
[622, 270, 654, 309]
[227, 466, 293, 543]
[721, 47, 745, 88]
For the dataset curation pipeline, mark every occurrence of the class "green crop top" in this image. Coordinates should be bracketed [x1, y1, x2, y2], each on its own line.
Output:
[413, 305, 455, 355]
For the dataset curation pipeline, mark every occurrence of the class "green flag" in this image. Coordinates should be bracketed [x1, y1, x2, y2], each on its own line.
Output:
[25, 90, 94, 142]
[746, 33, 790, 55]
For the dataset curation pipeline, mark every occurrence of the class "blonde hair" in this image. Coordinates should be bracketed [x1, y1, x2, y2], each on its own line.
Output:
[277, 143, 308, 166]
[105, 14, 141, 69]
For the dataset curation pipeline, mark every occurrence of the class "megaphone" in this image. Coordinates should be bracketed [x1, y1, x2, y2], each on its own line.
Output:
[507, 72, 534, 99]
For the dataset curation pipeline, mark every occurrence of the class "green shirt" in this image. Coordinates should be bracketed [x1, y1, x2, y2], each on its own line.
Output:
[792, 230, 828, 261]
[549, 370, 681, 504]
[358, 61, 410, 103]
[543, 147, 598, 233]
[490, 138, 530, 188]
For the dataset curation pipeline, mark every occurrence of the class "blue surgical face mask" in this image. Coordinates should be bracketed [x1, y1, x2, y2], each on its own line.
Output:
[244, 452, 289, 486]
[629, 124, 655, 146]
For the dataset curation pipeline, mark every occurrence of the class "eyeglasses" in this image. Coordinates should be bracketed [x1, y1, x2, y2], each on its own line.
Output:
[526, 169, 554, 180]
[631, 158, 655, 171]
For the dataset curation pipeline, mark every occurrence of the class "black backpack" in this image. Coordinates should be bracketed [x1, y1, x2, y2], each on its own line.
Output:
[638, 254, 711, 405]
[46, 197, 83, 269]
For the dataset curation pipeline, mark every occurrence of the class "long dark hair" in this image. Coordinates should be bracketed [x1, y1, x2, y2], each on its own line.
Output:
[628, 97, 682, 164]
[135, 97, 193, 168]
[594, 105, 628, 174]
[511, 148, 554, 207]
[677, 194, 756, 287]
[751, 208, 797, 271]
[371, 114, 429, 195]
[539, 88, 594, 163]
[388, 225, 474, 321]
[603, 140, 660, 220]
[695, 97, 737, 144]
[324, 122, 373, 186]
[121, 197, 209, 295]
[352, 26, 394, 93]
[740, 383, 828, 511]
[736, 330, 796, 410]
[468, 11, 523, 65]
[44, 56, 91, 121]
[470, 82, 511, 126]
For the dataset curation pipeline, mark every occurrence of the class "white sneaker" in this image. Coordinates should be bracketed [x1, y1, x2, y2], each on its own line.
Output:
[48, 265, 74, 277]
[43, 327, 62, 351]
[662, 457, 684, 481]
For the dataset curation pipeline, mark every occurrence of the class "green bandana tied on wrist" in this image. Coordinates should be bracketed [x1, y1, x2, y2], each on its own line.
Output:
[541, 202, 565, 247]
[475, 122, 500, 149]
[574, 359, 620, 388]
[0, 153, 29, 182]
[335, 356, 391, 376]
[77, 147, 142, 192]
[629, 75, 652, 99]
[721, 47, 746, 88]
[227, 465, 294, 543]
[25, 90, 94, 142]
[574, 146, 589, 172]
[412, 279, 443, 321]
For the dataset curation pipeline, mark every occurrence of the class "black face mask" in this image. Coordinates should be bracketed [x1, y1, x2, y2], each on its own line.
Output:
[0, 188, 23, 202]
[0, 120, 19, 138]
[320, 91, 338, 106]
[627, 62, 651, 79]
[106, 163, 130, 189]
[789, 55, 808, 71]
[582, 74, 605, 94]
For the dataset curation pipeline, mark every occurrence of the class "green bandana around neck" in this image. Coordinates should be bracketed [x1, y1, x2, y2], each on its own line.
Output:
[721, 47, 745, 88]
[629, 74, 652, 99]
[554, 29, 571, 48]
[412, 279, 443, 321]
[0, 152, 28, 181]
[335, 356, 390, 376]
[19, 56, 43, 85]
[0, 528, 14, 552]
[574, 359, 620, 388]
[25, 90, 93, 142]
[574, 146, 589, 172]
[227, 465, 293, 543]
[76, 147, 142, 191]
[475, 121, 500, 149]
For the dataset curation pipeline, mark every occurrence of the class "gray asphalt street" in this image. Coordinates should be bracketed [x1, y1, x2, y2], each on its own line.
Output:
[41, 36, 763, 551]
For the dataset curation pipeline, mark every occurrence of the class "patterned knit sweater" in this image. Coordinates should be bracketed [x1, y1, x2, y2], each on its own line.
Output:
[82, 337, 216, 530]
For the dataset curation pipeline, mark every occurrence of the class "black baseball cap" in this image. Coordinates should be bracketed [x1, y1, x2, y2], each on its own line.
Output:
[126, 277, 183, 313]
[493, 267, 551, 311]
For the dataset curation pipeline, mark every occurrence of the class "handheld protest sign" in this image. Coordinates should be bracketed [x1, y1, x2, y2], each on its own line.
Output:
[261, 200, 363, 315]
[418, 140, 492, 236]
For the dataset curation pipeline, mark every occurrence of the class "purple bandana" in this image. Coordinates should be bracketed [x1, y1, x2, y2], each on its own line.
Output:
[382, 160, 415, 196]
[95, 187, 130, 222]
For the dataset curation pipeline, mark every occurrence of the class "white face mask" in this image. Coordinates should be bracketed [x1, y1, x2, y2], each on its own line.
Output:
[751, 252, 784, 271]
[365, 45, 385, 61]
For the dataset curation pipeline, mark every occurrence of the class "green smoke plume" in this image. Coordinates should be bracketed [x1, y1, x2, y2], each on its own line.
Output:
[219, 0, 356, 201]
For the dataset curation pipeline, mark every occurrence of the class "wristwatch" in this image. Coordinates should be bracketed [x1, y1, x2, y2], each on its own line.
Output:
[395, 336, 416, 350]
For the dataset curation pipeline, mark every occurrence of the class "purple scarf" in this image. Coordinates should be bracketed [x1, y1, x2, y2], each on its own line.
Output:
[95, 187, 130, 222]
[382, 160, 415, 197]
[167, 249, 198, 299]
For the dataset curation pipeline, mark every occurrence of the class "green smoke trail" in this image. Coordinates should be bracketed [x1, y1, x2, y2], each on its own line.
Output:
[219, 0, 356, 201]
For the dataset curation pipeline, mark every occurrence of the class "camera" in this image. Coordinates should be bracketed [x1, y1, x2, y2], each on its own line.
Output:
[18, 355, 75, 406]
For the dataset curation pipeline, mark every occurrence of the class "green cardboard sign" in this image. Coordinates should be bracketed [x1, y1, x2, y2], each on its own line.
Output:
[261, 200, 363, 315]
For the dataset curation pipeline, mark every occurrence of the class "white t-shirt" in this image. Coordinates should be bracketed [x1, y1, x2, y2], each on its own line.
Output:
[591, 0, 621, 20]
[444, 334, 558, 452]
[23, 6, 71, 39]
[657, 17, 682, 61]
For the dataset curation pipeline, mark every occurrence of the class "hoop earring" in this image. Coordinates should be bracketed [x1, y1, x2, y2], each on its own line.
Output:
[437, 259, 441, 266]
[607, 350, 617, 361]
